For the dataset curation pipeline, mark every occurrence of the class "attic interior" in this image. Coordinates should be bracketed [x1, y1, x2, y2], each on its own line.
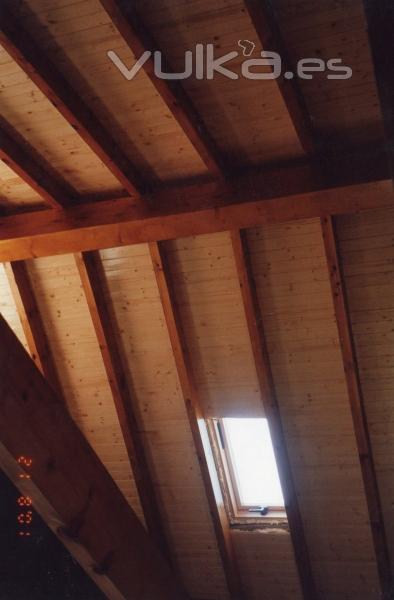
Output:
[0, 0, 393, 599]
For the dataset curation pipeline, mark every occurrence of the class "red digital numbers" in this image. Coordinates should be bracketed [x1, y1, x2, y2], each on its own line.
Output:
[17, 456, 33, 537]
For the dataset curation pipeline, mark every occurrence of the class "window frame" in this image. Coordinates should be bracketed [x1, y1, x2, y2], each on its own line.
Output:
[208, 418, 287, 524]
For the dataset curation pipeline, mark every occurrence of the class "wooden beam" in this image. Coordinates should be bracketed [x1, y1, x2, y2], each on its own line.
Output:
[363, 0, 394, 178]
[149, 241, 244, 600]
[99, 0, 224, 177]
[0, 5, 143, 200]
[0, 169, 391, 262]
[74, 251, 172, 561]
[230, 230, 316, 600]
[0, 314, 186, 600]
[4, 260, 63, 396]
[0, 121, 73, 208]
[244, 0, 315, 155]
[320, 216, 392, 598]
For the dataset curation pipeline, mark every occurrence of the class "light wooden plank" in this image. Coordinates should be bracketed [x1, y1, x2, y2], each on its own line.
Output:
[320, 215, 392, 597]
[74, 250, 172, 561]
[149, 240, 244, 600]
[230, 229, 316, 600]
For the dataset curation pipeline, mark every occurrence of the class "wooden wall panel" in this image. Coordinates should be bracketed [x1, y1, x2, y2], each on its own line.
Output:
[246, 218, 380, 600]
[336, 207, 394, 576]
[0, 45, 122, 204]
[99, 243, 229, 600]
[24, 254, 143, 521]
[232, 529, 303, 600]
[0, 263, 28, 348]
[163, 232, 262, 418]
[14, 0, 208, 183]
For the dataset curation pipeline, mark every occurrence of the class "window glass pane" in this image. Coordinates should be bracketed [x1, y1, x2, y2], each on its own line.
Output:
[223, 418, 284, 507]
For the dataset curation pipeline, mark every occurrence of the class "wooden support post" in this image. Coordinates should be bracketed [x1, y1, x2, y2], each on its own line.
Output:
[0, 314, 187, 600]
[230, 229, 316, 600]
[149, 241, 245, 600]
[74, 251, 172, 561]
[4, 260, 62, 395]
[321, 216, 392, 598]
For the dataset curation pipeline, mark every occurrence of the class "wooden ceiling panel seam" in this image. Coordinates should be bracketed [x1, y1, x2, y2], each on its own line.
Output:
[73, 249, 175, 566]
[98, 0, 226, 179]
[243, 0, 316, 156]
[148, 240, 245, 600]
[0, 4, 144, 201]
[320, 215, 393, 598]
[230, 229, 316, 600]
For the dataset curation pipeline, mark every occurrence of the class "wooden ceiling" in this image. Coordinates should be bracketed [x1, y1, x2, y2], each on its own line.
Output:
[0, 1, 393, 599]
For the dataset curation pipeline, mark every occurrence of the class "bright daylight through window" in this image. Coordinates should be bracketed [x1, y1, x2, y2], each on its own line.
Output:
[218, 418, 284, 515]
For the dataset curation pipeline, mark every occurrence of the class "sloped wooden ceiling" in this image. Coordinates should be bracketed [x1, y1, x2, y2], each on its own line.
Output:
[0, 0, 393, 599]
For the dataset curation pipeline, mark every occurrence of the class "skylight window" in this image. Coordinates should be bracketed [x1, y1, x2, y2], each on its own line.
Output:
[211, 418, 285, 520]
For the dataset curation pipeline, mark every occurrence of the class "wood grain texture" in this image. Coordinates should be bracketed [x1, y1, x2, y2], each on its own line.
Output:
[149, 240, 245, 600]
[243, 0, 315, 155]
[74, 250, 172, 561]
[230, 229, 316, 600]
[246, 218, 380, 600]
[99, 242, 230, 599]
[337, 207, 394, 593]
[321, 215, 392, 598]
[99, 0, 224, 177]
[0, 4, 143, 199]
[0, 172, 392, 262]
[4, 260, 63, 395]
[0, 314, 186, 600]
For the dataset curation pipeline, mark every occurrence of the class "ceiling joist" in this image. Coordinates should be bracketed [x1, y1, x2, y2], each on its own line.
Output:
[0, 5, 144, 200]
[99, 0, 225, 177]
[230, 229, 316, 600]
[149, 241, 245, 600]
[4, 260, 63, 396]
[320, 216, 393, 597]
[0, 314, 186, 600]
[74, 251, 172, 562]
[243, 0, 315, 155]
[0, 166, 391, 262]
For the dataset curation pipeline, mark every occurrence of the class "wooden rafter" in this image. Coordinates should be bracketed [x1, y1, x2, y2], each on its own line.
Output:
[0, 314, 186, 600]
[230, 230, 316, 600]
[243, 0, 315, 155]
[149, 241, 244, 600]
[74, 251, 172, 562]
[363, 0, 394, 178]
[0, 5, 143, 200]
[4, 260, 63, 396]
[320, 216, 392, 598]
[0, 170, 391, 262]
[0, 121, 72, 209]
[99, 0, 224, 177]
